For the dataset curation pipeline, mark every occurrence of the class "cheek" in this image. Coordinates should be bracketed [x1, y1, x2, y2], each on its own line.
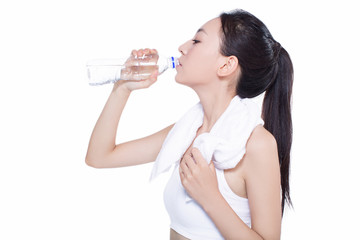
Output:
[175, 66, 215, 86]
[193, 59, 218, 80]
[175, 51, 218, 84]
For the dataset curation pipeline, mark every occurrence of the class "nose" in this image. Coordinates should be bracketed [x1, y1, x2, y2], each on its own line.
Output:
[178, 40, 190, 56]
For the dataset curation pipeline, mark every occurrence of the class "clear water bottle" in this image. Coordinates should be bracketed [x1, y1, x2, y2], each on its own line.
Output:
[86, 54, 179, 86]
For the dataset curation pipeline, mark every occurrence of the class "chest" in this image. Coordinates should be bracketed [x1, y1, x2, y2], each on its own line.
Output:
[181, 131, 248, 199]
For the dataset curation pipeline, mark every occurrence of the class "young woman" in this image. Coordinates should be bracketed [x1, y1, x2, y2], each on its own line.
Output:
[86, 9, 293, 240]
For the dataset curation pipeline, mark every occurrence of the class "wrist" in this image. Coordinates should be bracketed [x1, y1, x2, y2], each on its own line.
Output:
[112, 82, 131, 96]
[202, 190, 224, 214]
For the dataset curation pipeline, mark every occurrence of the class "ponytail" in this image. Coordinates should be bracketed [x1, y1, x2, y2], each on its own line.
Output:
[220, 9, 294, 214]
[262, 47, 294, 214]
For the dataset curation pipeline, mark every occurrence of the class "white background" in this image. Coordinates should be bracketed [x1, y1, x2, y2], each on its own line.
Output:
[1, 0, 359, 239]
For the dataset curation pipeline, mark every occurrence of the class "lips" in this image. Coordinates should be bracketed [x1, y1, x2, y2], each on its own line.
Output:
[178, 59, 183, 67]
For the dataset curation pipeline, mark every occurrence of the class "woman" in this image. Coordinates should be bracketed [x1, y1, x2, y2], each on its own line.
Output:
[86, 9, 293, 240]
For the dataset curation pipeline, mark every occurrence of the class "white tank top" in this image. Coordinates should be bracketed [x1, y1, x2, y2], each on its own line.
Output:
[164, 164, 251, 240]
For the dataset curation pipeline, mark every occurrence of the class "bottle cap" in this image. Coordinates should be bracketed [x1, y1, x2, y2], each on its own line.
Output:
[170, 57, 179, 69]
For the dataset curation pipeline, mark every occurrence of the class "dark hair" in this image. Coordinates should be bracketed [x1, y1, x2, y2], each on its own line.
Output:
[220, 9, 293, 214]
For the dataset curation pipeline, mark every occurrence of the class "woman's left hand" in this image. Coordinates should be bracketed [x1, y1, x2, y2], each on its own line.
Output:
[179, 148, 221, 207]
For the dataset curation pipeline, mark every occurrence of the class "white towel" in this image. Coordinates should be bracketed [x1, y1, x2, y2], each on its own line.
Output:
[150, 95, 264, 182]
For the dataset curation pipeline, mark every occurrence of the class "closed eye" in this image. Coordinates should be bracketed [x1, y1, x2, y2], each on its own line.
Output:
[192, 39, 200, 44]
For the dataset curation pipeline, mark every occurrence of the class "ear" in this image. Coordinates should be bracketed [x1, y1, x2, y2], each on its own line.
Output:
[217, 56, 239, 77]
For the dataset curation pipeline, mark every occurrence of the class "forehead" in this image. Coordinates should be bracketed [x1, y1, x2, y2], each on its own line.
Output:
[198, 17, 221, 36]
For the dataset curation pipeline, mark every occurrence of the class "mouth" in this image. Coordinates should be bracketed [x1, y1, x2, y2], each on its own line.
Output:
[177, 59, 183, 67]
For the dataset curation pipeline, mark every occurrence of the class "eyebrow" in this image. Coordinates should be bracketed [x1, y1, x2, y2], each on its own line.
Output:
[196, 28, 208, 35]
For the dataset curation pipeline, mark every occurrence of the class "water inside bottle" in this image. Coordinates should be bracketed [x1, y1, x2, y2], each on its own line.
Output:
[121, 65, 159, 80]
[88, 65, 122, 85]
[87, 54, 171, 85]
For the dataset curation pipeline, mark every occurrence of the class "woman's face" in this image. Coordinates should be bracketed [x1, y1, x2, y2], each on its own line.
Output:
[175, 17, 224, 87]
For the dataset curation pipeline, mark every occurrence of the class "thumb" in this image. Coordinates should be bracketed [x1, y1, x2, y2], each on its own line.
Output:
[150, 69, 159, 80]
[148, 70, 159, 84]
[139, 70, 158, 88]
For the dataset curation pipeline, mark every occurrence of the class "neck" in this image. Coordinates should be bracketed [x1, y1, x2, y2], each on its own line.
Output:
[195, 87, 236, 132]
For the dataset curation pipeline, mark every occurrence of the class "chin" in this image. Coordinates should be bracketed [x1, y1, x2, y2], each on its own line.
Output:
[175, 76, 190, 87]
[176, 75, 205, 91]
[175, 74, 185, 84]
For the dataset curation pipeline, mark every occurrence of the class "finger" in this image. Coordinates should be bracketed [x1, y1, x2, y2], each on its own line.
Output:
[181, 154, 196, 176]
[132, 49, 143, 58]
[191, 148, 207, 166]
[149, 70, 158, 82]
[179, 165, 184, 179]
[136, 70, 158, 88]
[138, 49, 145, 57]
[150, 49, 158, 54]
[184, 153, 197, 170]
[150, 49, 159, 60]
[180, 158, 191, 177]
[144, 48, 150, 55]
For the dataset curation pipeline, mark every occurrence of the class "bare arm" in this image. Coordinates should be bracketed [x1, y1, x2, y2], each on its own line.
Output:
[180, 126, 281, 240]
[85, 48, 173, 168]
[206, 127, 281, 239]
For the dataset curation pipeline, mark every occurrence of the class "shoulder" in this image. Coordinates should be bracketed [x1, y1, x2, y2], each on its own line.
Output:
[246, 125, 277, 156]
[243, 125, 279, 177]
[242, 128, 282, 239]
[223, 125, 280, 199]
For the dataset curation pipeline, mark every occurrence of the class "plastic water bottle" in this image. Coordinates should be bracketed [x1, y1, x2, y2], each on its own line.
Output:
[86, 54, 179, 86]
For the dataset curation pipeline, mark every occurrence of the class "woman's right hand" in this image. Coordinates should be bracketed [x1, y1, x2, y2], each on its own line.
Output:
[113, 48, 159, 93]
[86, 47, 174, 169]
